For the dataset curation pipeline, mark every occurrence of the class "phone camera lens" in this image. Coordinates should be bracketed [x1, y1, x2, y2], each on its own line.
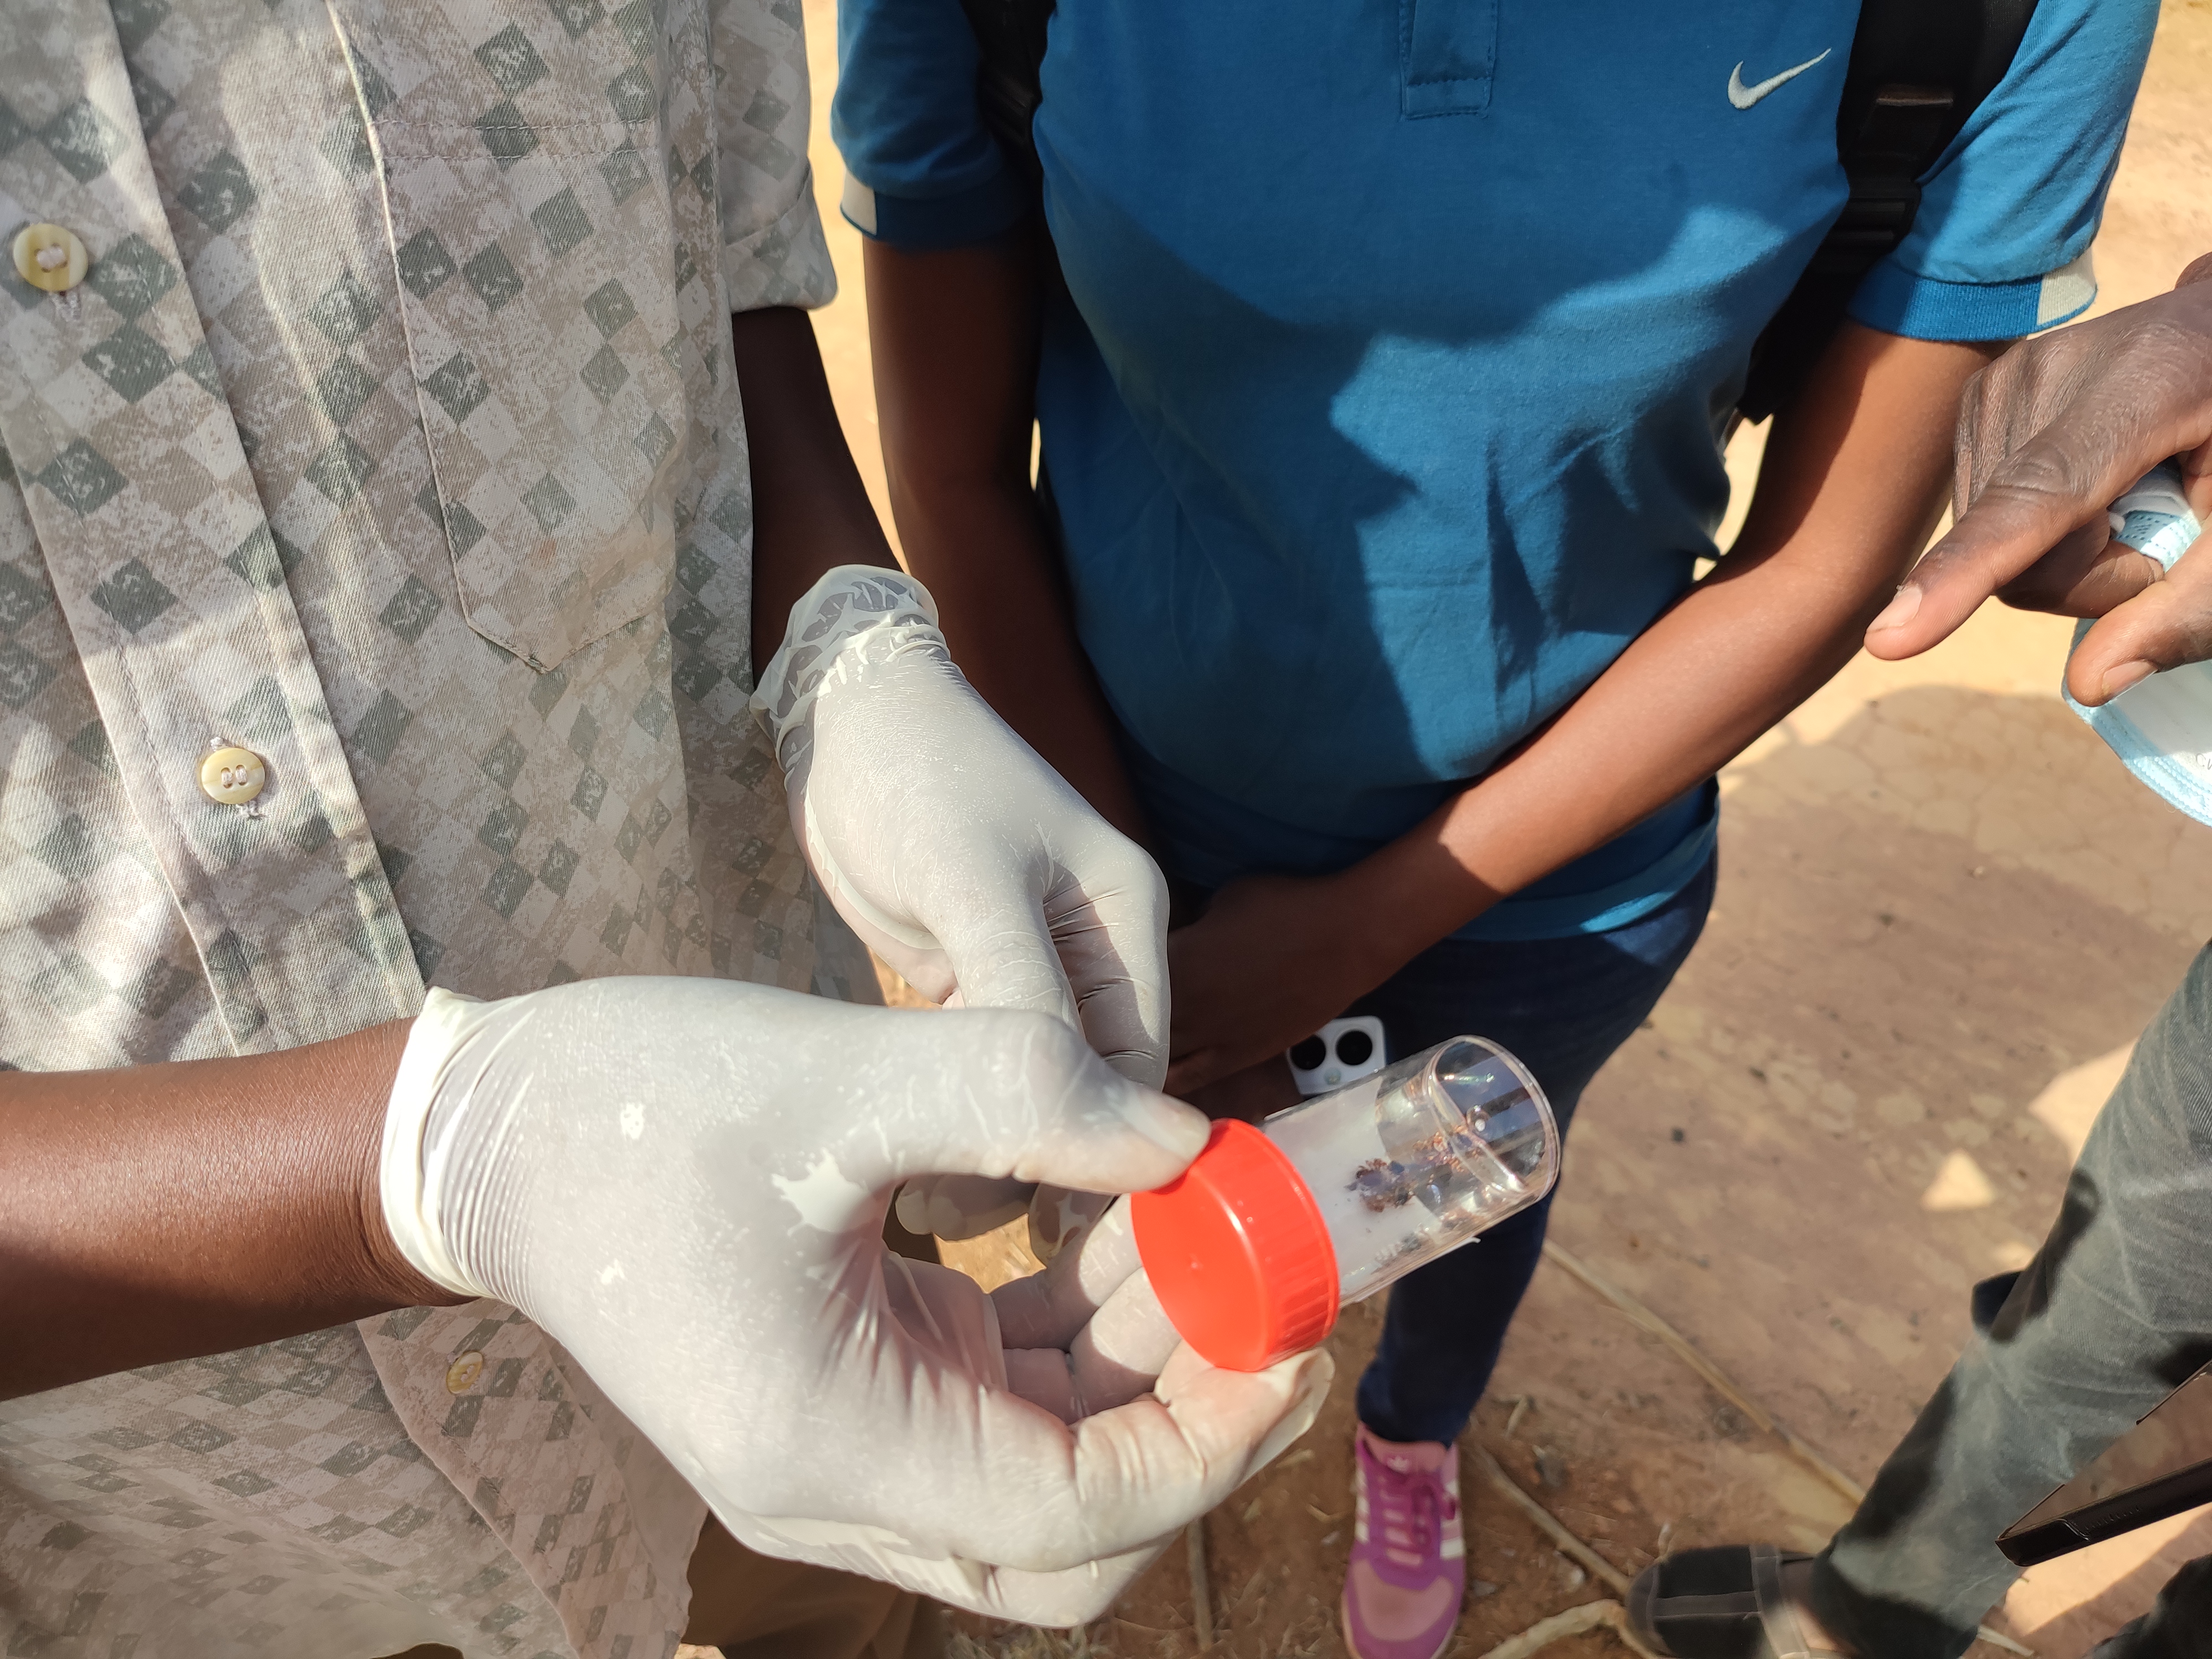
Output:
[1335, 1028, 1374, 1066]
[1289, 1036, 1327, 1070]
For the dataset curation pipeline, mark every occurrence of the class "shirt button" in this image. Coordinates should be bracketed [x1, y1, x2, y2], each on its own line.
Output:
[12, 223, 88, 294]
[445, 1351, 487, 1395]
[199, 744, 267, 805]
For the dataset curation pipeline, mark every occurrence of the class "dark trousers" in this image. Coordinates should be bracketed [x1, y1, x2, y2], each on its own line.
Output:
[1813, 944, 2212, 1658]
[1348, 854, 1716, 1447]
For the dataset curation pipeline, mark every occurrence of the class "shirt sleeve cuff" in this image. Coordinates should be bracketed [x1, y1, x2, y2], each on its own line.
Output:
[722, 173, 839, 314]
[1847, 249, 2098, 342]
[839, 168, 1032, 250]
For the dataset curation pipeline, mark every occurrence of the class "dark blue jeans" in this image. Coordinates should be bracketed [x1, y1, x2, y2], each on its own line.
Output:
[1347, 853, 1717, 1447]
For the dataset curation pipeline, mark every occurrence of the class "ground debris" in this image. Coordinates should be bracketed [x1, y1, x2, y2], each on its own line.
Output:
[1467, 1598, 1662, 1659]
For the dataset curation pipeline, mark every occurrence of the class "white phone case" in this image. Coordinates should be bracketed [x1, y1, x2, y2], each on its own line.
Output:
[1287, 1015, 1388, 1095]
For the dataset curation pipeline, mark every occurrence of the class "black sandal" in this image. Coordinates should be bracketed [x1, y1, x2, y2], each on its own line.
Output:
[1627, 1544, 1855, 1659]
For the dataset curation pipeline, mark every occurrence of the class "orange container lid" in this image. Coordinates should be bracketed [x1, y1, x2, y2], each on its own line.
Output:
[1131, 1118, 1340, 1372]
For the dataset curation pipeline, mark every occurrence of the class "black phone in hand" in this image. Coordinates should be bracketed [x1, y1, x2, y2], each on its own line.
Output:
[1999, 1366, 2212, 1567]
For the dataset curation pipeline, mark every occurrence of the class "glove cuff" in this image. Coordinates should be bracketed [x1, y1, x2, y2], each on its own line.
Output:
[749, 565, 943, 770]
[379, 988, 502, 1299]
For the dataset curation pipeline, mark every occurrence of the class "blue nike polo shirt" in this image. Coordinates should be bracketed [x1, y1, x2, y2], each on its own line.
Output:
[832, 0, 2153, 938]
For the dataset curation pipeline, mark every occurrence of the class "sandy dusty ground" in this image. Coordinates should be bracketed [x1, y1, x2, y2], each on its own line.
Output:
[776, 4, 2212, 1656]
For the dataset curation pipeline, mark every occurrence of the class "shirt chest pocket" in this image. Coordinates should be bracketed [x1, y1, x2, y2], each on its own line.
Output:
[1401, 0, 1496, 117]
[340, 4, 694, 671]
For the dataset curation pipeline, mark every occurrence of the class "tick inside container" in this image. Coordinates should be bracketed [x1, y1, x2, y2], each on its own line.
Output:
[1260, 1036, 1559, 1305]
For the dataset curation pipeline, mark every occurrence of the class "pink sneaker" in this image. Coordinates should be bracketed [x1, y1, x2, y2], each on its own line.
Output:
[1342, 1423, 1465, 1659]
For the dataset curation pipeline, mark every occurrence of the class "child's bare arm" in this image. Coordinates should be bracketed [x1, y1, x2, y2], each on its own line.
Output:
[863, 231, 1150, 844]
[1168, 321, 2001, 1093]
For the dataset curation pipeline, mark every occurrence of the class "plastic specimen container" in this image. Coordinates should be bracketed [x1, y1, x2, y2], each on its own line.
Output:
[1132, 1036, 1559, 1370]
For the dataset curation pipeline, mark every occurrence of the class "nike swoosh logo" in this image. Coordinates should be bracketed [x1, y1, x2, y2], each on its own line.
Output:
[1728, 48, 1832, 109]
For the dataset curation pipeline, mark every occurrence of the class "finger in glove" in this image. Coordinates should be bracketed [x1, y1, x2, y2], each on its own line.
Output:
[894, 1173, 1037, 1241]
[1029, 1184, 1113, 1262]
[992, 1194, 1145, 1351]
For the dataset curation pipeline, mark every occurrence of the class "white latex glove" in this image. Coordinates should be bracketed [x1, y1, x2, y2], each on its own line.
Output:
[753, 566, 1168, 1245]
[379, 980, 1331, 1624]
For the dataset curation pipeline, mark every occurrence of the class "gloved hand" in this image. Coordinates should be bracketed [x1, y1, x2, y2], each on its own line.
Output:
[378, 979, 1331, 1624]
[753, 565, 1169, 1244]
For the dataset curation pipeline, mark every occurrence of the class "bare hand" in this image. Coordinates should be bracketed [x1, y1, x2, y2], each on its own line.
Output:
[1165, 873, 1387, 1096]
[1864, 254, 2212, 704]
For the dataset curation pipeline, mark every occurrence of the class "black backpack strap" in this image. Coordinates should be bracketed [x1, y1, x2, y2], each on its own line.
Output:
[956, 0, 1055, 190]
[1738, 0, 2039, 422]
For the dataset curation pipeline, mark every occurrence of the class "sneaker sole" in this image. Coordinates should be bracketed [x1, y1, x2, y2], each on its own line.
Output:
[1339, 1587, 1457, 1659]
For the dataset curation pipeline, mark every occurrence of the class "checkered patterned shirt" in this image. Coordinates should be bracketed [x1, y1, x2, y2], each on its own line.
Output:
[0, 1, 860, 1653]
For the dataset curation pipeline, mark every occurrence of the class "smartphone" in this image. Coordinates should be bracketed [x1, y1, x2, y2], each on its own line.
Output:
[1997, 1365, 2212, 1566]
[1287, 1016, 1388, 1096]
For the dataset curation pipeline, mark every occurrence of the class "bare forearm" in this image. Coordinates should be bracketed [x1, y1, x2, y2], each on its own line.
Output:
[1161, 325, 2005, 1092]
[1349, 324, 2000, 969]
[1358, 534, 1921, 946]
[733, 306, 898, 672]
[864, 236, 1149, 842]
[0, 1020, 447, 1401]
